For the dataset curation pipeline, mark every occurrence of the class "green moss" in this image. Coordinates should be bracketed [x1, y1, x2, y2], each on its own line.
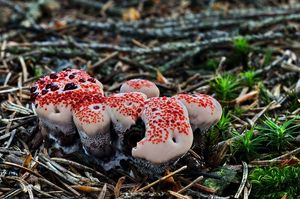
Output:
[263, 48, 273, 66]
[34, 67, 43, 78]
[203, 167, 237, 194]
[204, 59, 219, 70]
[233, 106, 246, 117]
[256, 116, 300, 152]
[239, 70, 258, 87]
[250, 166, 300, 199]
[233, 37, 251, 55]
[231, 128, 265, 162]
[210, 74, 240, 101]
[258, 82, 272, 105]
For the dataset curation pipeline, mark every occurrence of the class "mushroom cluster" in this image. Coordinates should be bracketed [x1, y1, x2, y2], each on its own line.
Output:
[31, 70, 222, 174]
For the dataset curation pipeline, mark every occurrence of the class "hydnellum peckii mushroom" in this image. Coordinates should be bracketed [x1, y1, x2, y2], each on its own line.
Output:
[120, 79, 160, 98]
[72, 95, 112, 158]
[132, 97, 193, 174]
[173, 93, 222, 131]
[173, 93, 222, 159]
[105, 92, 147, 149]
[31, 68, 104, 153]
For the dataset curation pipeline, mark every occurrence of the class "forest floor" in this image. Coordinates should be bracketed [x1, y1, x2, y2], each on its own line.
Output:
[0, 0, 300, 198]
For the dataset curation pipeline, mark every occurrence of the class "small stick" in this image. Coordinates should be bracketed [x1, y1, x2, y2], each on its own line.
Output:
[51, 157, 113, 183]
[136, 165, 187, 192]
[30, 185, 52, 198]
[98, 183, 107, 199]
[234, 161, 248, 199]
[38, 178, 72, 196]
[249, 101, 276, 127]
[2, 161, 43, 178]
[19, 56, 28, 82]
[90, 51, 118, 69]
[177, 176, 203, 194]
[271, 147, 300, 161]
[4, 129, 16, 148]
[179, 177, 216, 193]
[58, 179, 81, 196]
[168, 190, 191, 199]
[249, 160, 282, 166]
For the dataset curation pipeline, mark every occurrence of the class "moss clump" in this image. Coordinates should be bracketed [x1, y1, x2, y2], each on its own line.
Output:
[250, 166, 300, 199]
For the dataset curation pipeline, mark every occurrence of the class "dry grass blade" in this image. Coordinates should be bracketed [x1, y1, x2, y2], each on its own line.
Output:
[98, 183, 107, 199]
[179, 177, 217, 194]
[51, 157, 113, 183]
[0, 115, 36, 123]
[58, 179, 81, 196]
[30, 185, 52, 198]
[19, 56, 28, 82]
[1, 101, 33, 115]
[71, 185, 103, 192]
[177, 176, 203, 194]
[2, 161, 43, 178]
[90, 51, 119, 69]
[0, 147, 26, 155]
[0, 87, 27, 94]
[38, 177, 73, 196]
[4, 176, 34, 199]
[168, 190, 191, 199]
[136, 165, 187, 192]
[271, 147, 300, 161]
[36, 159, 79, 185]
[114, 176, 126, 197]
[4, 129, 16, 148]
[0, 188, 23, 199]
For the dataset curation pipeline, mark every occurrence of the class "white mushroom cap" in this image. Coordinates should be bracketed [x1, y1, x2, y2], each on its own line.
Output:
[31, 68, 104, 136]
[132, 97, 193, 164]
[73, 95, 112, 157]
[31, 69, 105, 154]
[120, 79, 160, 98]
[105, 92, 147, 133]
[173, 93, 222, 131]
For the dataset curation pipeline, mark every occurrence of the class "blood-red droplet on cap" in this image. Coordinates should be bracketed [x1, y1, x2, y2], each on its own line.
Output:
[87, 78, 96, 83]
[31, 92, 39, 100]
[64, 83, 77, 91]
[30, 86, 37, 93]
[41, 89, 48, 95]
[49, 73, 58, 79]
[50, 84, 59, 91]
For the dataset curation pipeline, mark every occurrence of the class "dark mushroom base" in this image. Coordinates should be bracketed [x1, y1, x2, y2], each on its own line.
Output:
[40, 122, 80, 155]
[78, 130, 114, 159]
[131, 157, 176, 176]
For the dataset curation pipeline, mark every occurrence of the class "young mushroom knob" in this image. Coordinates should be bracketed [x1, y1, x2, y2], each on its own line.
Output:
[173, 93, 222, 131]
[120, 79, 160, 98]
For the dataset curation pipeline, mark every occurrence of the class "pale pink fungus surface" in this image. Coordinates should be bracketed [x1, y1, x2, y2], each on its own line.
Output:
[120, 79, 159, 98]
[105, 92, 147, 133]
[174, 93, 222, 131]
[132, 97, 193, 164]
